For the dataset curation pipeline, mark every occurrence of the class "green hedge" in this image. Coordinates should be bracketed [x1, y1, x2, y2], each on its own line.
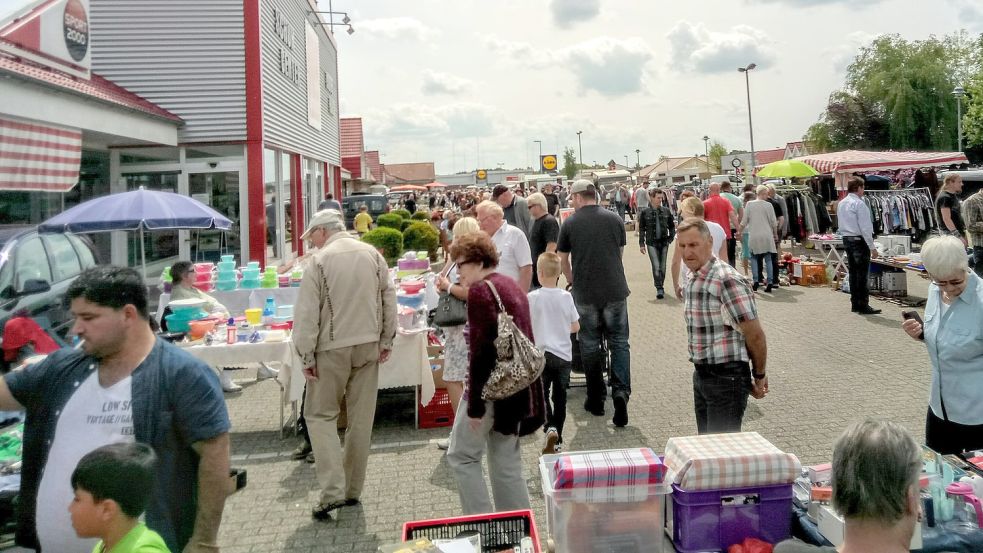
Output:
[376, 213, 403, 230]
[411, 211, 430, 221]
[361, 228, 403, 265]
[403, 222, 440, 261]
[392, 209, 412, 220]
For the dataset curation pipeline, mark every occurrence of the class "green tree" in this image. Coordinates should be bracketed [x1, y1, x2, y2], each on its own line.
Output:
[708, 141, 727, 173]
[806, 32, 982, 152]
[965, 73, 983, 148]
[562, 146, 578, 180]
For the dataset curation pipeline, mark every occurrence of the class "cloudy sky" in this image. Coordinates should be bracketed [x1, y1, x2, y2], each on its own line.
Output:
[322, 0, 980, 175]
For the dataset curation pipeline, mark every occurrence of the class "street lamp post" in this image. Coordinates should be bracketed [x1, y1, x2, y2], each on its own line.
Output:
[954, 86, 966, 152]
[702, 135, 710, 175]
[533, 140, 543, 172]
[624, 155, 629, 169]
[576, 131, 583, 167]
[635, 149, 640, 170]
[738, 63, 757, 181]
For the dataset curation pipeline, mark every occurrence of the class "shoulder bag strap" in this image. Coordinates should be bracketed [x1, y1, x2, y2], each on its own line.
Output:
[484, 279, 506, 313]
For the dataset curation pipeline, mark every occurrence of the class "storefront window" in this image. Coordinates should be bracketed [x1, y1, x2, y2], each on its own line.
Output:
[189, 172, 241, 262]
[264, 147, 281, 260]
[123, 173, 179, 266]
[281, 151, 295, 254]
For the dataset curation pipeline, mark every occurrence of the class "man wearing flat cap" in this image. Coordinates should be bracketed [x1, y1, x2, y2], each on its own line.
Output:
[292, 209, 397, 521]
[492, 184, 533, 238]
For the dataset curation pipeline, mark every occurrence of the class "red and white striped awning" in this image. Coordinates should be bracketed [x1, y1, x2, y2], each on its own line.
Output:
[793, 150, 969, 175]
[0, 115, 82, 192]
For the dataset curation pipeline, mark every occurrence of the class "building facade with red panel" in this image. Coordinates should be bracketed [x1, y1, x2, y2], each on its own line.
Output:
[1, 0, 343, 273]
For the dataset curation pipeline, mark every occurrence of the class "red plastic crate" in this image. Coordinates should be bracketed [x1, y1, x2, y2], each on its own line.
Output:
[403, 509, 541, 552]
[419, 387, 454, 429]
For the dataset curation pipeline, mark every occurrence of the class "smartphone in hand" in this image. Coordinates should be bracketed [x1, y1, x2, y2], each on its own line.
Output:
[902, 310, 924, 340]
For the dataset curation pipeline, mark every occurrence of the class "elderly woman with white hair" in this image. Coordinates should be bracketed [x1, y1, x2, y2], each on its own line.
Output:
[902, 235, 983, 454]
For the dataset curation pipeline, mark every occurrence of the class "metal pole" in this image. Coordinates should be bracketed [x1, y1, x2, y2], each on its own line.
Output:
[744, 70, 756, 180]
[140, 226, 146, 281]
[957, 96, 963, 152]
[577, 131, 583, 167]
[328, 0, 334, 33]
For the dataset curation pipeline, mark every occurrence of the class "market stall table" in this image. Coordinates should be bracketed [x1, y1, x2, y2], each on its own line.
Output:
[811, 238, 846, 275]
[183, 338, 300, 437]
[155, 287, 300, 325]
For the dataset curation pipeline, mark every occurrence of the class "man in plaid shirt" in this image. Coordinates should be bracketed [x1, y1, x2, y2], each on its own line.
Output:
[677, 219, 769, 434]
[963, 187, 983, 278]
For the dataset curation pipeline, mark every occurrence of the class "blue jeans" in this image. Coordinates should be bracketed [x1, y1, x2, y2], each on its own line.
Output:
[751, 252, 775, 286]
[646, 242, 669, 290]
[693, 361, 751, 434]
[575, 299, 631, 405]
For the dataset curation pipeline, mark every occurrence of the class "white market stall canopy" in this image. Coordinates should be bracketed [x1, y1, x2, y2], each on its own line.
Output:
[793, 150, 969, 175]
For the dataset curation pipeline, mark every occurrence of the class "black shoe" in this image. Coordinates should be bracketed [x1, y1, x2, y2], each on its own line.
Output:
[312, 500, 347, 520]
[752, 282, 760, 292]
[612, 395, 628, 428]
[344, 498, 360, 506]
[291, 442, 312, 460]
[584, 399, 605, 417]
[764, 284, 773, 293]
[857, 306, 882, 315]
[656, 289, 665, 299]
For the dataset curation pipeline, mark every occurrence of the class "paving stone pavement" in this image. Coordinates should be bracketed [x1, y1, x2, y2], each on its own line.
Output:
[218, 243, 932, 552]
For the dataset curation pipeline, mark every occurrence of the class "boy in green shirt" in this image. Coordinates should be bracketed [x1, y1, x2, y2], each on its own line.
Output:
[70, 443, 171, 553]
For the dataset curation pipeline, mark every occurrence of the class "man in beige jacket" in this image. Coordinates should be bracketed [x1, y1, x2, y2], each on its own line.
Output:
[292, 209, 397, 521]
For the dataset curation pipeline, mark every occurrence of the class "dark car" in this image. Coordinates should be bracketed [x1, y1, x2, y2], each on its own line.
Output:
[341, 194, 389, 229]
[0, 226, 100, 345]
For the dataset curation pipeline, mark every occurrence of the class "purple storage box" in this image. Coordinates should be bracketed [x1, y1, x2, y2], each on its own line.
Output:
[668, 482, 793, 553]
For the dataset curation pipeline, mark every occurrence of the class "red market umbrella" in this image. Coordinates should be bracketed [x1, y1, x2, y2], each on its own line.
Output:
[391, 185, 427, 192]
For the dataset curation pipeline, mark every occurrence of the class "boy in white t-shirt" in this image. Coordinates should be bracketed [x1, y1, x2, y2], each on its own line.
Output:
[527, 252, 580, 454]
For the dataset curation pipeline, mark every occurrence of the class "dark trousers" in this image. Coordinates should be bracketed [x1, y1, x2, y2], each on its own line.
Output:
[542, 352, 572, 440]
[843, 236, 871, 310]
[298, 382, 310, 445]
[727, 232, 737, 267]
[646, 242, 670, 290]
[693, 361, 751, 434]
[973, 246, 983, 278]
[754, 253, 779, 285]
[576, 299, 631, 407]
[926, 408, 983, 455]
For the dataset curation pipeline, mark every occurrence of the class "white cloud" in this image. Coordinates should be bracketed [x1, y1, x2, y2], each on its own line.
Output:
[948, 0, 983, 31]
[825, 31, 877, 74]
[485, 36, 654, 96]
[743, 0, 881, 5]
[550, 0, 601, 28]
[666, 21, 775, 74]
[356, 17, 437, 41]
[364, 103, 499, 141]
[421, 70, 473, 96]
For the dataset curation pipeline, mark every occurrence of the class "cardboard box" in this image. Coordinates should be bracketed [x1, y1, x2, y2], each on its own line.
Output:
[430, 360, 446, 389]
[817, 504, 921, 549]
[426, 345, 443, 358]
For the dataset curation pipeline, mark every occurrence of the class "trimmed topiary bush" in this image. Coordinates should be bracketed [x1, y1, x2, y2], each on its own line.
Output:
[392, 209, 412, 220]
[376, 213, 403, 230]
[411, 211, 430, 221]
[361, 227, 403, 265]
[400, 219, 415, 232]
[403, 221, 440, 261]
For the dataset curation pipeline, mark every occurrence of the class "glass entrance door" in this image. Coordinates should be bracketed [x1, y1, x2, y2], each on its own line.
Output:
[188, 171, 242, 262]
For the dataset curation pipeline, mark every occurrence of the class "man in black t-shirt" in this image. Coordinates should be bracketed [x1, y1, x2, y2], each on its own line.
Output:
[558, 180, 631, 427]
[543, 184, 561, 217]
[527, 193, 559, 289]
[936, 173, 966, 245]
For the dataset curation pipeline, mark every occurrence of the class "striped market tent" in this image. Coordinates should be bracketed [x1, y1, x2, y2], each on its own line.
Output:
[0, 115, 81, 192]
[792, 150, 969, 175]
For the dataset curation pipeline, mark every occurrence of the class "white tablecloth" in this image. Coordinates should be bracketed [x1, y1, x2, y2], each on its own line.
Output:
[184, 339, 301, 403]
[156, 287, 300, 323]
[185, 331, 434, 407]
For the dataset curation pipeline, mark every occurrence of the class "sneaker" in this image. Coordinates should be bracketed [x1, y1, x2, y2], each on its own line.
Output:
[656, 289, 665, 299]
[306, 451, 315, 463]
[612, 394, 628, 428]
[291, 442, 312, 460]
[312, 500, 346, 521]
[256, 364, 278, 381]
[436, 438, 450, 450]
[543, 428, 559, 455]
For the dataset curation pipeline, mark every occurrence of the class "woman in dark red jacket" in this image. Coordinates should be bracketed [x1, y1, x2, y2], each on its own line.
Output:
[446, 232, 546, 515]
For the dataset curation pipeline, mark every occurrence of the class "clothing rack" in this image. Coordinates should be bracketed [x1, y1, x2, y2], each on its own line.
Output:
[856, 187, 936, 238]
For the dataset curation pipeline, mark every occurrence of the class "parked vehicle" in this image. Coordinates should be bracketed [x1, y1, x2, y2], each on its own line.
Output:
[341, 194, 390, 229]
[0, 226, 100, 343]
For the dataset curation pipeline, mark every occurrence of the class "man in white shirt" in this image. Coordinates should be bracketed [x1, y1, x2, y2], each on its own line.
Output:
[634, 181, 650, 212]
[835, 176, 881, 315]
[477, 200, 533, 292]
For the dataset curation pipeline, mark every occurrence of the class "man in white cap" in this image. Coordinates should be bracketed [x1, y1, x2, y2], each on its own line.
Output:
[292, 209, 397, 521]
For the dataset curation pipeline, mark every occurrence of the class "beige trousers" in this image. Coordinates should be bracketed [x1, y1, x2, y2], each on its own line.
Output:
[304, 342, 380, 504]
